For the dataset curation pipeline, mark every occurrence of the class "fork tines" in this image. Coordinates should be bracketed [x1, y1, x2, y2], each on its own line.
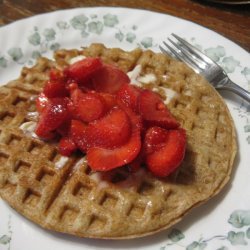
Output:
[160, 33, 213, 74]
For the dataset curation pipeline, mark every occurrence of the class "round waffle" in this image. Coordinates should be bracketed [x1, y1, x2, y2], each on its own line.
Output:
[0, 44, 237, 239]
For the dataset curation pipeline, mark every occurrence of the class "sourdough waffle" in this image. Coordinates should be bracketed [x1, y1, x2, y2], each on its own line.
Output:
[0, 44, 237, 239]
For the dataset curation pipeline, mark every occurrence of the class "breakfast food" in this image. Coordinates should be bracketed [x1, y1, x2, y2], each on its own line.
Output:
[35, 56, 186, 177]
[0, 44, 236, 239]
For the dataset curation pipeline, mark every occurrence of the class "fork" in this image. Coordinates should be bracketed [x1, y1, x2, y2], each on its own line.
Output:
[159, 34, 250, 103]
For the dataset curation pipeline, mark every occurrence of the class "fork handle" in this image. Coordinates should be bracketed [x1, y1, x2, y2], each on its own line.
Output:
[221, 79, 250, 103]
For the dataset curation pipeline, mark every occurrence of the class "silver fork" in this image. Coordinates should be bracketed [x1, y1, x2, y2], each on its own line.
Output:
[160, 33, 250, 103]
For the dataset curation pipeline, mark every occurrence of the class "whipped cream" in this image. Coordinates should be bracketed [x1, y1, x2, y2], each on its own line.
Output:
[69, 55, 86, 65]
[127, 64, 157, 87]
[155, 87, 178, 105]
[19, 121, 38, 139]
[55, 156, 69, 169]
[89, 172, 109, 189]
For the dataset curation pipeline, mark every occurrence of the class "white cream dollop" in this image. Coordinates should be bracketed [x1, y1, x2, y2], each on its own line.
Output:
[69, 55, 86, 65]
[55, 156, 69, 169]
[19, 121, 38, 139]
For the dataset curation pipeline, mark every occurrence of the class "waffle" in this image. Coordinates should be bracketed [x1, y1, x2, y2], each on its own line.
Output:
[0, 44, 237, 239]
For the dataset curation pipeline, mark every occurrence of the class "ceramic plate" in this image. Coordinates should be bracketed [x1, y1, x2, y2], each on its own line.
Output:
[0, 7, 250, 250]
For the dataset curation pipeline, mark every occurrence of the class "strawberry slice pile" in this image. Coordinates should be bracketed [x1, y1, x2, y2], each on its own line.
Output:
[35, 57, 186, 177]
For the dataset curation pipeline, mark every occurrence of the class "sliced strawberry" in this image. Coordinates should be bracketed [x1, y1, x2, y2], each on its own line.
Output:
[145, 127, 186, 177]
[71, 89, 106, 122]
[49, 68, 65, 81]
[59, 136, 77, 156]
[117, 84, 142, 112]
[36, 92, 49, 113]
[56, 119, 71, 136]
[70, 120, 88, 153]
[144, 126, 169, 155]
[86, 107, 131, 149]
[66, 81, 78, 93]
[99, 93, 117, 111]
[35, 98, 69, 139]
[43, 80, 68, 98]
[87, 126, 141, 171]
[138, 89, 179, 129]
[128, 150, 144, 173]
[119, 104, 143, 133]
[63, 57, 103, 84]
[91, 64, 130, 94]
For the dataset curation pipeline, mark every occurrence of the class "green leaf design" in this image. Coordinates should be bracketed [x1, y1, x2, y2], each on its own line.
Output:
[246, 227, 250, 239]
[31, 51, 41, 59]
[43, 28, 56, 41]
[115, 31, 124, 42]
[28, 32, 41, 46]
[186, 242, 198, 250]
[50, 43, 60, 51]
[0, 235, 11, 245]
[81, 30, 89, 38]
[70, 14, 88, 30]
[8, 48, 23, 62]
[244, 125, 250, 133]
[88, 21, 103, 34]
[204, 46, 225, 62]
[103, 14, 118, 27]
[0, 57, 7, 68]
[247, 135, 250, 144]
[221, 56, 240, 74]
[228, 210, 250, 228]
[126, 32, 136, 43]
[227, 231, 247, 245]
[56, 21, 69, 30]
[186, 241, 207, 250]
[141, 37, 153, 48]
[168, 228, 185, 242]
[241, 67, 250, 76]
[132, 25, 137, 30]
[216, 247, 228, 250]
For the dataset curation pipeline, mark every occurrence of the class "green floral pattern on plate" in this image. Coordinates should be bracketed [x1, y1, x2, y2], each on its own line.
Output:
[190, 38, 250, 144]
[0, 10, 249, 249]
[0, 215, 12, 250]
[159, 210, 250, 249]
[1, 12, 249, 144]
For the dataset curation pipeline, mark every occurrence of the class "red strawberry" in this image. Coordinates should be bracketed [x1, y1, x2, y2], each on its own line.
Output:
[91, 64, 130, 94]
[64, 57, 103, 84]
[70, 120, 88, 153]
[117, 84, 142, 112]
[138, 90, 179, 129]
[49, 68, 64, 81]
[144, 126, 169, 154]
[120, 105, 143, 133]
[128, 150, 144, 173]
[43, 80, 68, 98]
[99, 93, 117, 111]
[87, 103, 141, 171]
[59, 136, 77, 156]
[71, 89, 106, 122]
[87, 126, 141, 171]
[36, 92, 49, 113]
[145, 127, 186, 177]
[86, 107, 131, 149]
[56, 119, 71, 136]
[35, 98, 69, 139]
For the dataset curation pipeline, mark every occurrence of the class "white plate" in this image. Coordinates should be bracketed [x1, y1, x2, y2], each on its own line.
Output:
[0, 7, 250, 250]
